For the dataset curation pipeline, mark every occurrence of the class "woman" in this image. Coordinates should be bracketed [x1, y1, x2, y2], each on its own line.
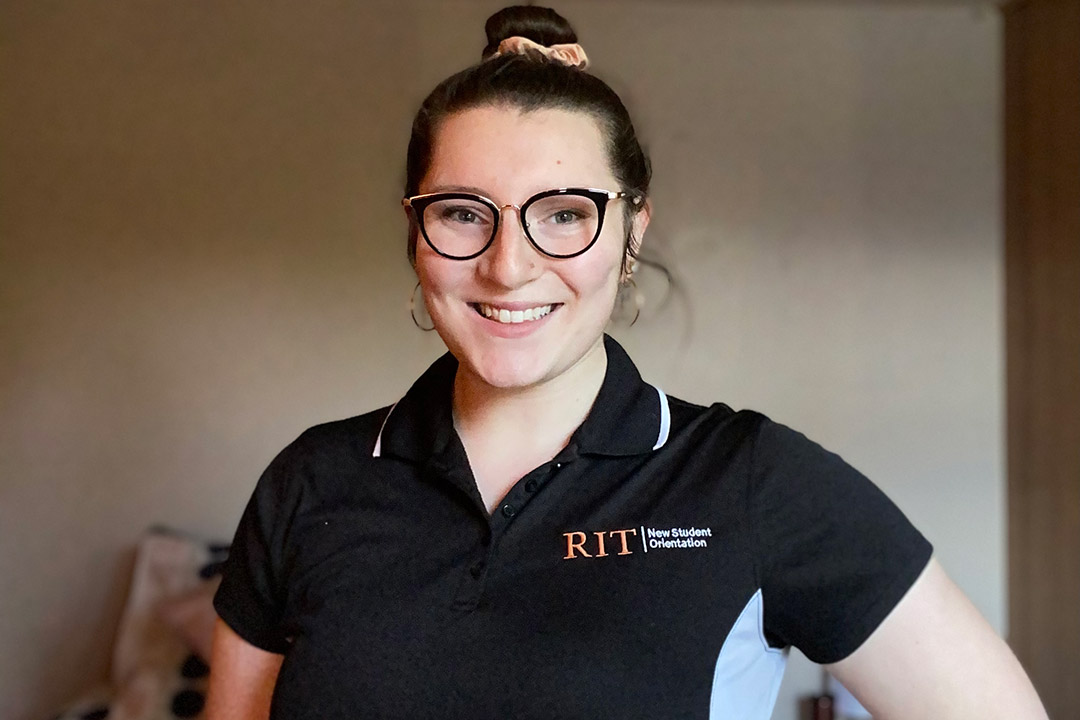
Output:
[207, 6, 1048, 719]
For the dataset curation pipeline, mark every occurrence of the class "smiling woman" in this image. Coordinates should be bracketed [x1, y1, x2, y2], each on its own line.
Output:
[412, 106, 648, 394]
[204, 5, 1048, 720]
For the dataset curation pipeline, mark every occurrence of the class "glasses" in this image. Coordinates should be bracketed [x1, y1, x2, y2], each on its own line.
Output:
[403, 187, 639, 260]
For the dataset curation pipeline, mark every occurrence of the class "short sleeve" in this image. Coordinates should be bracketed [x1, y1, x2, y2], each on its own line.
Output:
[749, 418, 933, 665]
[213, 438, 305, 654]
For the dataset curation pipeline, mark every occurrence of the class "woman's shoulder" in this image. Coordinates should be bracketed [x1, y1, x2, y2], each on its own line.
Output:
[664, 393, 835, 450]
[663, 392, 771, 446]
[661, 394, 849, 477]
[268, 405, 395, 470]
[243, 406, 396, 510]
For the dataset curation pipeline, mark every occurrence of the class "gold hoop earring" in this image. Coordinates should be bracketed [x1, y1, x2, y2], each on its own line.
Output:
[616, 276, 643, 327]
[410, 281, 436, 332]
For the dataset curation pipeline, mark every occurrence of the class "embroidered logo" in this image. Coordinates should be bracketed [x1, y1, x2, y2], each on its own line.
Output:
[561, 526, 713, 559]
[562, 529, 637, 559]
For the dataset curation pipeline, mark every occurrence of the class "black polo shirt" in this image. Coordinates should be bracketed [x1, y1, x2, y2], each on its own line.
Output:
[214, 335, 931, 719]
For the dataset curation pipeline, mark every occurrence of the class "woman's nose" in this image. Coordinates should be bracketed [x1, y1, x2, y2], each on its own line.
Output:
[479, 206, 541, 289]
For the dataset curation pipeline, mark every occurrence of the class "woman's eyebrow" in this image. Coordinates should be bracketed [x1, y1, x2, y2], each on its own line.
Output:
[423, 184, 492, 196]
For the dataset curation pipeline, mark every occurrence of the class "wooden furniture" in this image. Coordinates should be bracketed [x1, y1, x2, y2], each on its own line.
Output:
[1004, 2, 1080, 718]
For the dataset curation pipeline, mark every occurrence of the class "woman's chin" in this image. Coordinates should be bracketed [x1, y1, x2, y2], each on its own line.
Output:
[469, 359, 549, 391]
[448, 326, 608, 394]
[453, 347, 555, 392]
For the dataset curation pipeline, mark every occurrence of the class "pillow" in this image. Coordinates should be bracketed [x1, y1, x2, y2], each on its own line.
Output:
[51, 527, 228, 720]
[111, 527, 228, 684]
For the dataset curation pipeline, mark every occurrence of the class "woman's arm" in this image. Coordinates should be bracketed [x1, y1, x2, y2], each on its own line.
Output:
[205, 617, 285, 720]
[826, 557, 1048, 720]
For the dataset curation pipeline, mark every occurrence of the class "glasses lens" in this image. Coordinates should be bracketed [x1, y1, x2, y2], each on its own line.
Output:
[524, 194, 600, 256]
[422, 197, 496, 257]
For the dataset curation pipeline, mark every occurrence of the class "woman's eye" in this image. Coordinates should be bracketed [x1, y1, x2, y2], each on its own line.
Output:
[552, 209, 584, 224]
[442, 207, 482, 224]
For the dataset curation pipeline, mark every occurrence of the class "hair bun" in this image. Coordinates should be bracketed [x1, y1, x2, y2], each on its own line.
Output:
[482, 5, 578, 59]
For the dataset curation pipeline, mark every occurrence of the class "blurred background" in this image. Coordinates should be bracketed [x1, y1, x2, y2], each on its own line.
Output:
[1, 1, 1076, 719]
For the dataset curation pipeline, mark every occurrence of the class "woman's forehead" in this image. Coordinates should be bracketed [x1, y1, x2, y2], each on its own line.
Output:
[423, 105, 615, 193]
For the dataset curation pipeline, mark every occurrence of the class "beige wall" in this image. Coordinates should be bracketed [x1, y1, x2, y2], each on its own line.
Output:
[0, 2, 1001, 718]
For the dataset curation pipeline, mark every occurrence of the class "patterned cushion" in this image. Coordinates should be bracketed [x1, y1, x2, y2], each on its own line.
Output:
[50, 527, 228, 720]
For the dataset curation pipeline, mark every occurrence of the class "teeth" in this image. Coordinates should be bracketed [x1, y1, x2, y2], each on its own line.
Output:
[477, 303, 553, 324]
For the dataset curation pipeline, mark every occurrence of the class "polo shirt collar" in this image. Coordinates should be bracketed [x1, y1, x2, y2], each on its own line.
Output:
[375, 334, 669, 463]
[572, 334, 668, 456]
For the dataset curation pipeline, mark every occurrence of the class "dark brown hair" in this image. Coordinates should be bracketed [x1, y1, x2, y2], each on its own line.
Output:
[404, 5, 652, 274]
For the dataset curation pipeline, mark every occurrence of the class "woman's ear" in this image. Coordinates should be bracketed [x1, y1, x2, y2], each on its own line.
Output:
[620, 200, 652, 284]
[629, 199, 652, 257]
[406, 215, 420, 269]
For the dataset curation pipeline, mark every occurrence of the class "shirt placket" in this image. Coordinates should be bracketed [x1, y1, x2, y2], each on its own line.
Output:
[435, 444, 579, 611]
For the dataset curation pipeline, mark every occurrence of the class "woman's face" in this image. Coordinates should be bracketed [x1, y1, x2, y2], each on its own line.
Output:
[412, 105, 648, 392]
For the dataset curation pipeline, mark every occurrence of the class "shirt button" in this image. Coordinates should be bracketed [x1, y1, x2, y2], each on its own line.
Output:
[469, 561, 484, 578]
[501, 504, 516, 518]
[524, 479, 538, 493]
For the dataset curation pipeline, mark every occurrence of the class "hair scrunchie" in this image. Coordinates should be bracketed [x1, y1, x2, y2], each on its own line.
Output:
[491, 36, 589, 70]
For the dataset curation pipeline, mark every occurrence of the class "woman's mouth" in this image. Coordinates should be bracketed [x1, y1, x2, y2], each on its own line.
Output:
[471, 302, 559, 324]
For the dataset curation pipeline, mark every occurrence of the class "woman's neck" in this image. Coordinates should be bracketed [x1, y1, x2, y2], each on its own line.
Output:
[451, 339, 608, 510]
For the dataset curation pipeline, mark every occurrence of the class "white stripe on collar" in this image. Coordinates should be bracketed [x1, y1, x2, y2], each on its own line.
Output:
[372, 402, 397, 458]
[653, 386, 671, 451]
